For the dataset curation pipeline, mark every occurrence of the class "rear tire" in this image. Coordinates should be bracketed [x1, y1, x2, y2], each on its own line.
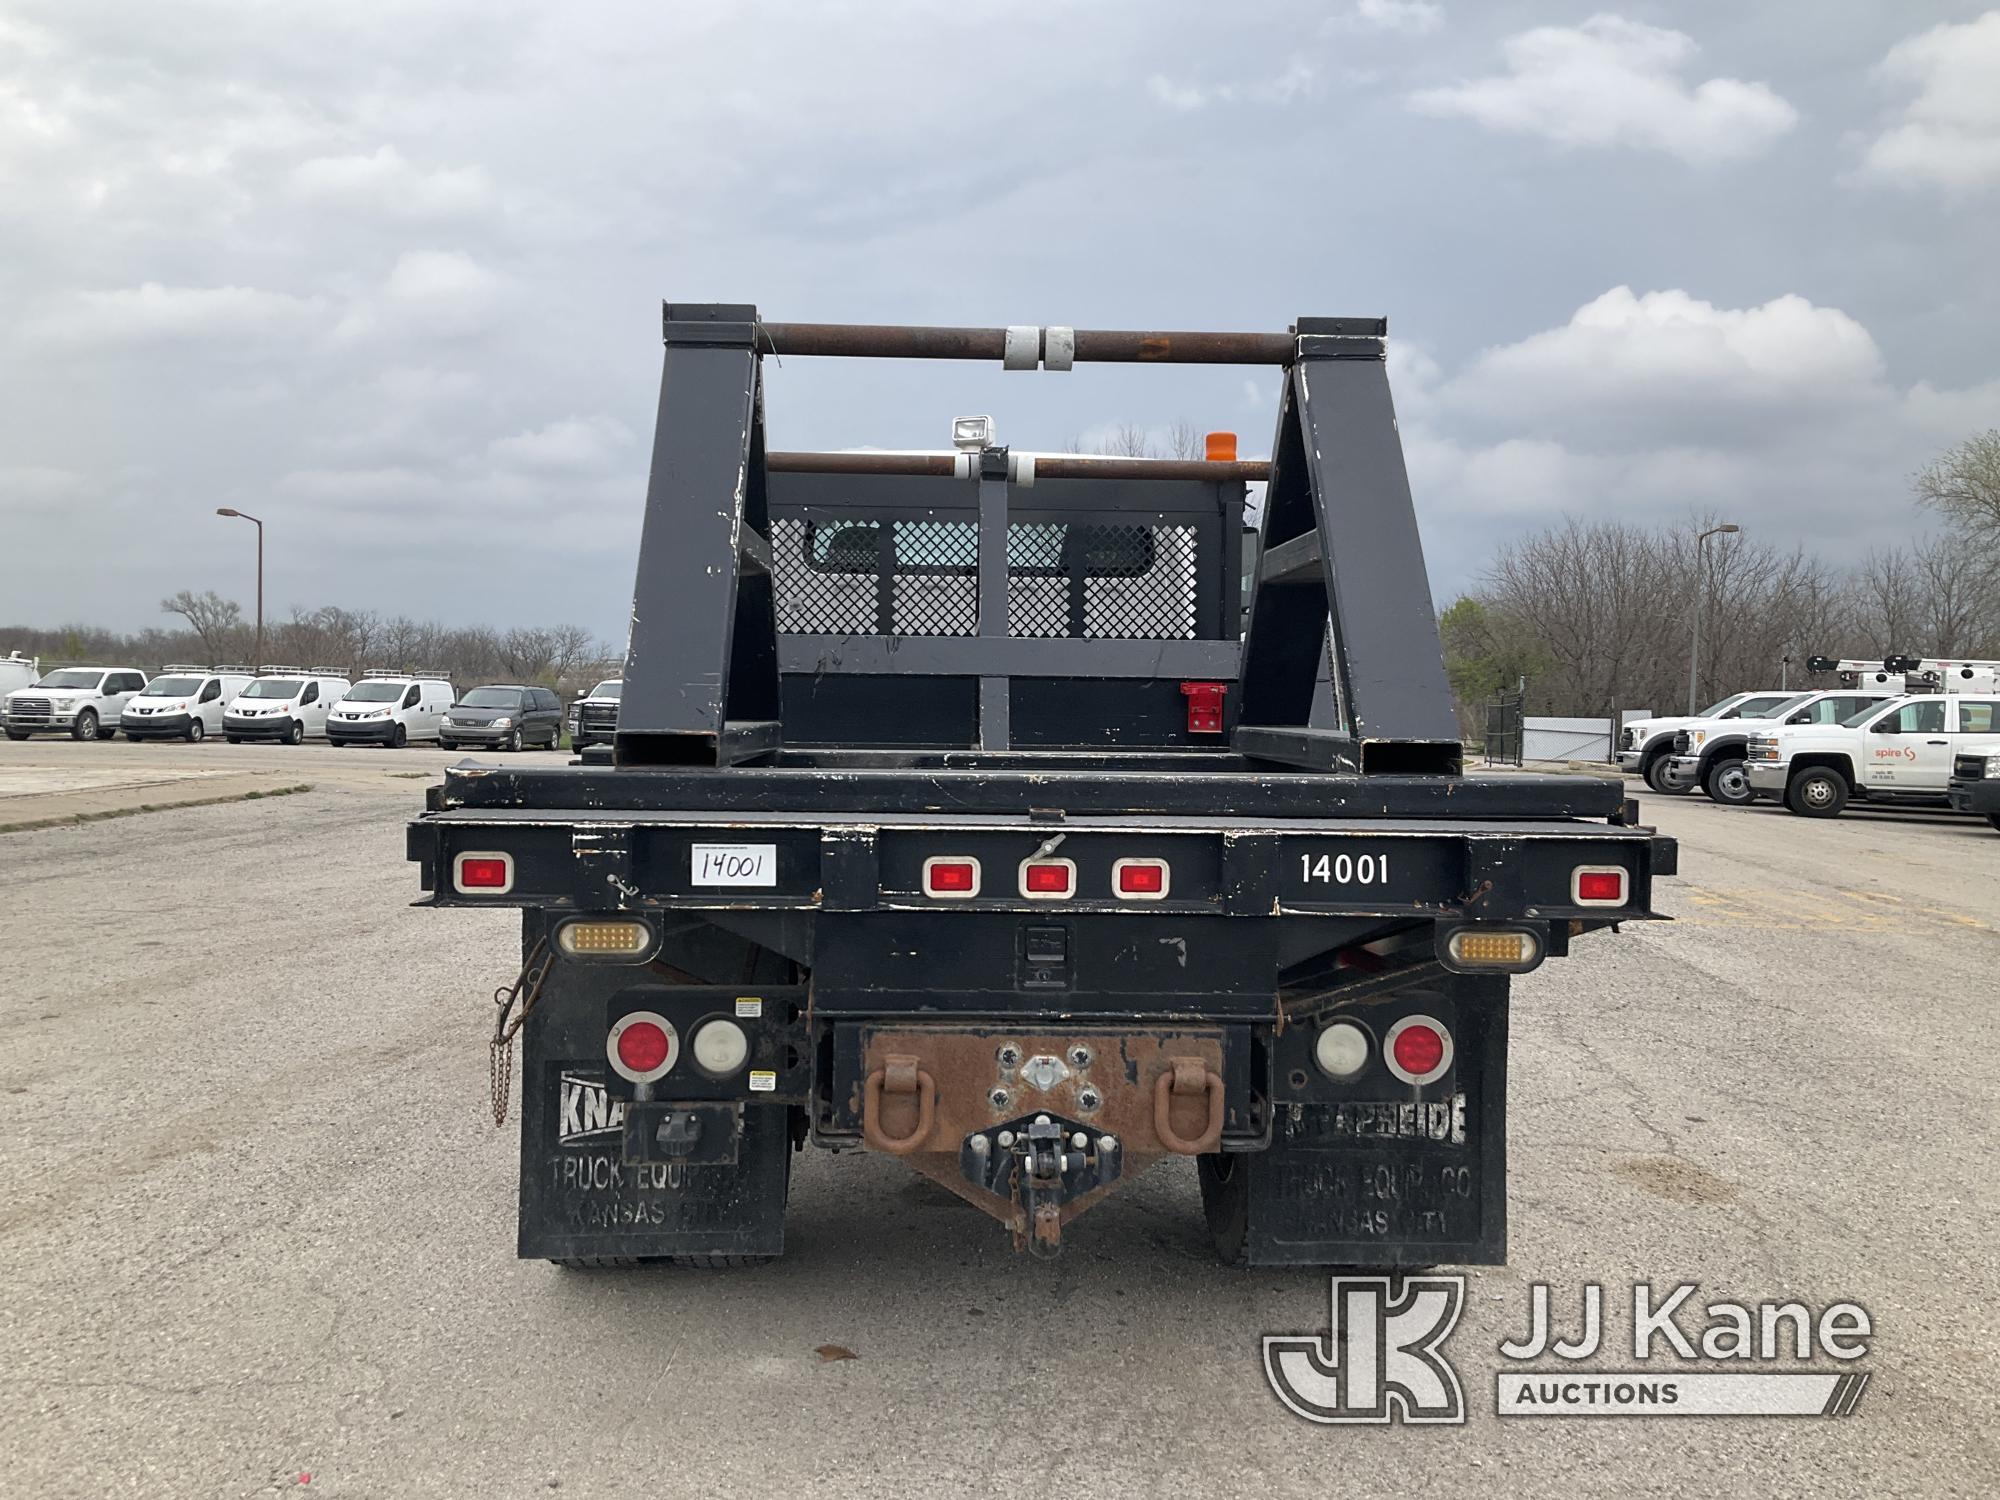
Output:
[1642, 754, 1685, 795]
[1197, 1152, 1250, 1267]
[72, 709, 99, 742]
[186, 719, 205, 744]
[1786, 767, 1848, 818]
[1703, 757, 1754, 806]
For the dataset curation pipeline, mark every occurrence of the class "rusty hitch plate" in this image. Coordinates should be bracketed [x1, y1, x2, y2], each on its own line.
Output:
[857, 1027, 1226, 1157]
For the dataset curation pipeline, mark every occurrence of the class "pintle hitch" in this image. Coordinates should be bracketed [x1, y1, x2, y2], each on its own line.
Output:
[960, 1112, 1124, 1260]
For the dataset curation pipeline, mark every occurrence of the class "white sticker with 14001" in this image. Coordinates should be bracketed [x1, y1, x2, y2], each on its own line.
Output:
[1299, 851, 1392, 885]
[691, 843, 778, 887]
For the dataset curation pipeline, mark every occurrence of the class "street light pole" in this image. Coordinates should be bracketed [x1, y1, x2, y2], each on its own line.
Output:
[215, 508, 264, 665]
[1688, 523, 1741, 714]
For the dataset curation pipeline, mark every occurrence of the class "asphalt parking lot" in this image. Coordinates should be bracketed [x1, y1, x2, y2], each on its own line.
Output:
[2, 739, 1995, 1498]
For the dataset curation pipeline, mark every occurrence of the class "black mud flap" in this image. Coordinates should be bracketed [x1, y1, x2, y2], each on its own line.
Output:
[514, 945, 792, 1261]
[518, 1063, 790, 1261]
[1200, 985, 1507, 1267]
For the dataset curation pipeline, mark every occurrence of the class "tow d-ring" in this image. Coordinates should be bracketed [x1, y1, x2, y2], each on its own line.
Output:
[863, 1054, 937, 1154]
[1153, 1057, 1225, 1155]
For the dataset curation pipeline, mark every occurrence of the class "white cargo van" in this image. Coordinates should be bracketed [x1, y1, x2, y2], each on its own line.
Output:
[327, 671, 455, 747]
[221, 666, 352, 744]
[119, 664, 256, 743]
[0, 652, 39, 699]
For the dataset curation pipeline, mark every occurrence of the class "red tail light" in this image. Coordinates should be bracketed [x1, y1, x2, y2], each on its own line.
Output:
[607, 1010, 678, 1083]
[1571, 866, 1628, 905]
[453, 851, 514, 892]
[1113, 857, 1170, 899]
[617, 1021, 670, 1072]
[923, 856, 980, 898]
[1384, 1015, 1453, 1085]
[1020, 858, 1076, 898]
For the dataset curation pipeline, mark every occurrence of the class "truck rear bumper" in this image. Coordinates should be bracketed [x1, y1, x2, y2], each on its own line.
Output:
[517, 940, 1510, 1267]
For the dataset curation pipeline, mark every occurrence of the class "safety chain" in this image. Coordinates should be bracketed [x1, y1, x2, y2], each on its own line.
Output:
[489, 938, 555, 1128]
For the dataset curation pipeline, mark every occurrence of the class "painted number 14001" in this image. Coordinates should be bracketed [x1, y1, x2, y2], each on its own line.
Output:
[1299, 852, 1390, 886]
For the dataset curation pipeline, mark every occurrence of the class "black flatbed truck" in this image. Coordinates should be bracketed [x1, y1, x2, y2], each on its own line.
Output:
[407, 307, 1676, 1267]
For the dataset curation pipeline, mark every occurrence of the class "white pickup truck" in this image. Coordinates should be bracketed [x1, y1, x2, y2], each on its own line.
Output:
[1659, 687, 1900, 804]
[1745, 693, 2000, 817]
[1617, 690, 1793, 794]
[2, 666, 149, 741]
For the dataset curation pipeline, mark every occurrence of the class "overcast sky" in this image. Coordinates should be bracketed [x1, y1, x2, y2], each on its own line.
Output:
[4, 1, 1997, 645]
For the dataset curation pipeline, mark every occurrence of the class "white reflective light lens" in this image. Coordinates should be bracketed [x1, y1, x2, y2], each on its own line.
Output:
[692, 1019, 750, 1076]
[1314, 1020, 1370, 1079]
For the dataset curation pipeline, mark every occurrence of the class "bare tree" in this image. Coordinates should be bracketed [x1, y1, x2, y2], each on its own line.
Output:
[1913, 429, 2000, 544]
[1103, 423, 1154, 458]
[160, 590, 245, 661]
[1166, 420, 1204, 460]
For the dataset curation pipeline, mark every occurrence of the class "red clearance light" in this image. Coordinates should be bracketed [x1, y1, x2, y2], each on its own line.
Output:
[1384, 1015, 1454, 1085]
[1113, 858, 1170, 899]
[1571, 866, 1628, 906]
[1181, 681, 1227, 735]
[923, 856, 980, 898]
[453, 851, 514, 892]
[1019, 858, 1077, 899]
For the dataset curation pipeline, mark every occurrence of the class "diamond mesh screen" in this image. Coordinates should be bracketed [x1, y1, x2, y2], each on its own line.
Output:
[1007, 523, 1197, 639]
[772, 516, 1201, 639]
[771, 518, 979, 636]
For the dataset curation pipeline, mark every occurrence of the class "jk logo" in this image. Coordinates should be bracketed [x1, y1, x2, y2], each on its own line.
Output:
[1264, 1276, 1467, 1425]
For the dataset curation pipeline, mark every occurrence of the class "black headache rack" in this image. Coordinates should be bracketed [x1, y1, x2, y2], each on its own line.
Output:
[400, 301, 1685, 1017]
[407, 308, 1677, 1269]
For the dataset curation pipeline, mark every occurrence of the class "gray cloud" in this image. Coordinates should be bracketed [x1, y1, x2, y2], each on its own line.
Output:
[1409, 15, 1798, 162]
[0, 1, 1994, 647]
[1858, 10, 2000, 192]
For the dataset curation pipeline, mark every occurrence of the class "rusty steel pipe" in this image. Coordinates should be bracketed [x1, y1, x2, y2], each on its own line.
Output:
[758, 322, 1296, 366]
[766, 451, 1271, 482]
